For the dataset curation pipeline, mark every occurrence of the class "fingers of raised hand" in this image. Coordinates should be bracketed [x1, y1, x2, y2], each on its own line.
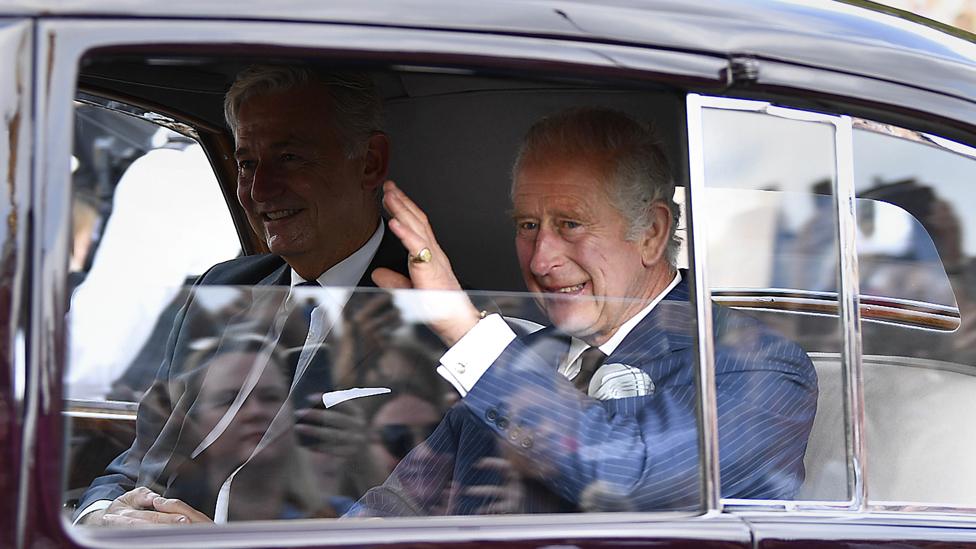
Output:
[355, 293, 396, 320]
[383, 180, 430, 227]
[360, 310, 401, 342]
[294, 424, 366, 455]
[295, 406, 367, 453]
[383, 182, 441, 258]
[298, 400, 366, 426]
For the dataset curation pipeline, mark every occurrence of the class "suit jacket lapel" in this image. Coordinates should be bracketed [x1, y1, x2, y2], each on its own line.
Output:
[606, 275, 694, 370]
[255, 260, 290, 287]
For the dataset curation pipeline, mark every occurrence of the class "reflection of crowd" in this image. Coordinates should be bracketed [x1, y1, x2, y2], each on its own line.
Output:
[771, 176, 976, 366]
[327, 294, 453, 492]
[173, 334, 322, 520]
[109, 293, 452, 521]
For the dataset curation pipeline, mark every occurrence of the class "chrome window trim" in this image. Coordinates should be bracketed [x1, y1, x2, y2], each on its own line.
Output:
[74, 93, 201, 141]
[72, 511, 751, 549]
[832, 114, 867, 511]
[686, 93, 722, 512]
[63, 399, 138, 421]
[36, 17, 734, 546]
[687, 95, 865, 511]
[853, 117, 976, 161]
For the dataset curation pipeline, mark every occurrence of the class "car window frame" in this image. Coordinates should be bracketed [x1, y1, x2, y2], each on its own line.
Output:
[688, 95, 865, 512]
[28, 12, 976, 549]
[34, 16, 750, 549]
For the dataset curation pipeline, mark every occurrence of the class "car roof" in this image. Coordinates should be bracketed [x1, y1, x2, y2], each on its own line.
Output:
[6, 1, 976, 70]
[8, 1, 976, 124]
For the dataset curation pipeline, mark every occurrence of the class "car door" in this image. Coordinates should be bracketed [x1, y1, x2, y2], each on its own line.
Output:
[25, 12, 752, 549]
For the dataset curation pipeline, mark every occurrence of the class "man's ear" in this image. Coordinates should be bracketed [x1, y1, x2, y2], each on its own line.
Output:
[640, 201, 672, 267]
[361, 132, 390, 190]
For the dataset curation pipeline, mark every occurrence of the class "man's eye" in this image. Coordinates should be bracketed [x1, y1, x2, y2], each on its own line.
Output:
[237, 159, 255, 172]
[280, 153, 298, 162]
[561, 220, 582, 230]
[518, 221, 538, 231]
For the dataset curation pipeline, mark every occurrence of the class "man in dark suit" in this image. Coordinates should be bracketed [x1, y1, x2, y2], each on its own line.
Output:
[76, 65, 406, 525]
[354, 107, 817, 515]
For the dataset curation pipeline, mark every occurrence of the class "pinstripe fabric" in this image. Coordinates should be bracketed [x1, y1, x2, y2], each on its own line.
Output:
[352, 278, 817, 516]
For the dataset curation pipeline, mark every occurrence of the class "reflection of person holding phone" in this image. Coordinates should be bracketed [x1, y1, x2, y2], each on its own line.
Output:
[369, 393, 442, 477]
[175, 335, 322, 520]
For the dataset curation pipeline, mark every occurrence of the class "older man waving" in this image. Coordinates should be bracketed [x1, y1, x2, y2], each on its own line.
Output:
[357, 107, 818, 515]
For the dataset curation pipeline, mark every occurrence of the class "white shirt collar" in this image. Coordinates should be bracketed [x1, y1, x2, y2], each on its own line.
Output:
[290, 222, 384, 288]
[561, 270, 682, 378]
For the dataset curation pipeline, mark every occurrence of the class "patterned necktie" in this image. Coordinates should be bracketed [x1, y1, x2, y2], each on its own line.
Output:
[573, 346, 607, 393]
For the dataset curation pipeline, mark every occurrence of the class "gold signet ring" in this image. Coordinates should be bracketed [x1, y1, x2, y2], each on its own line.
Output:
[410, 247, 433, 264]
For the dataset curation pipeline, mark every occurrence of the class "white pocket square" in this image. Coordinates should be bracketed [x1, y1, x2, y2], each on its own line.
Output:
[589, 363, 655, 400]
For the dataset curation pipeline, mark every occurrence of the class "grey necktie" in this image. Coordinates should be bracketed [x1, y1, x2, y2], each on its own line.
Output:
[282, 280, 320, 381]
[573, 346, 607, 393]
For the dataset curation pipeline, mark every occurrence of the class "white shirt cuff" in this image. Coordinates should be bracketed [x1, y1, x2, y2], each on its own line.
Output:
[437, 314, 515, 397]
[73, 499, 112, 525]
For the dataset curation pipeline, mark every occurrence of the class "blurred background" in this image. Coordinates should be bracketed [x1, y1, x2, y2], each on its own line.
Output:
[876, 0, 976, 32]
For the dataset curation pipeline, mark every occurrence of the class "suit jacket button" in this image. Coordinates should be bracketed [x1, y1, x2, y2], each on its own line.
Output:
[486, 408, 498, 422]
[508, 427, 522, 441]
[520, 436, 533, 449]
[496, 417, 510, 430]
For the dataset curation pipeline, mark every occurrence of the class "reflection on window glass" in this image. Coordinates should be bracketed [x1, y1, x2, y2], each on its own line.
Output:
[66, 105, 240, 401]
[854, 127, 976, 507]
[700, 106, 843, 502]
[65, 287, 708, 521]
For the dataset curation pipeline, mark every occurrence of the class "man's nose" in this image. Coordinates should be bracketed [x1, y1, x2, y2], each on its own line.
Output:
[529, 226, 564, 277]
[249, 162, 283, 203]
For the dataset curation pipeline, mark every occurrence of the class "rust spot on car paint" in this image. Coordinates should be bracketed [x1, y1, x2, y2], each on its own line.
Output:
[6, 110, 19, 232]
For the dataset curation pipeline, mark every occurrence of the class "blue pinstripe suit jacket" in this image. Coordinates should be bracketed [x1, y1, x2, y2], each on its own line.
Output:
[353, 278, 818, 515]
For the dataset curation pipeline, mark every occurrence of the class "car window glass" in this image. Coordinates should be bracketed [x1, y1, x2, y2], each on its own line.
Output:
[66, 102, 240, 402]
[62, 67, 711, 529]
[698, 105, 845, 502]
[65, 286, 705, 521]
[64, 100, 240, 508]
[853, 126, 976, 507]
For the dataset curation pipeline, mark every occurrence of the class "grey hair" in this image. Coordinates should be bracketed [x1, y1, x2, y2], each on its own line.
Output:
[511, 107, 681, 267]
[224, 65, 383, 159]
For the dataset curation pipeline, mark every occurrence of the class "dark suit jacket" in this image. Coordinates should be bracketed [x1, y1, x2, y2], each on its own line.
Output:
[352, 277, 818, 515]
[76, 226, 407, 519]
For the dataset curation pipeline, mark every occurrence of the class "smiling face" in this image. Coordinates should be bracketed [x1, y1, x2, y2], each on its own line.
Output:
[513, 152, 672, 345]
[194, 351, 291, 467]
[234, 83, 383, 279]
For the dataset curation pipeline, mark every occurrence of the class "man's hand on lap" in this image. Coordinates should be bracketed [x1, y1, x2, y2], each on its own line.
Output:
[83, 487, 212, 526]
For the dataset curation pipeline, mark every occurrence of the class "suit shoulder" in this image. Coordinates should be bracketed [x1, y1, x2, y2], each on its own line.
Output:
[197, 254, 286, 285]
[713, 306, 815, 371]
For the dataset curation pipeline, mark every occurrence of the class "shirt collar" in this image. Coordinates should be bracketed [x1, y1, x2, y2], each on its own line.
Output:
[290, 222, 384, 288]
[561, 270, 682, 376]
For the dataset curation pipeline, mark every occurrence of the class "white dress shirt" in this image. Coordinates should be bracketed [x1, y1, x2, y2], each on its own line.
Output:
[290, 222, 383, 289]
[438, 272, 681, 397]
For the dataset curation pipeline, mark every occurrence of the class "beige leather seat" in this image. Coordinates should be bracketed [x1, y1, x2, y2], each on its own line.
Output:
[798, 353, 976, 506]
